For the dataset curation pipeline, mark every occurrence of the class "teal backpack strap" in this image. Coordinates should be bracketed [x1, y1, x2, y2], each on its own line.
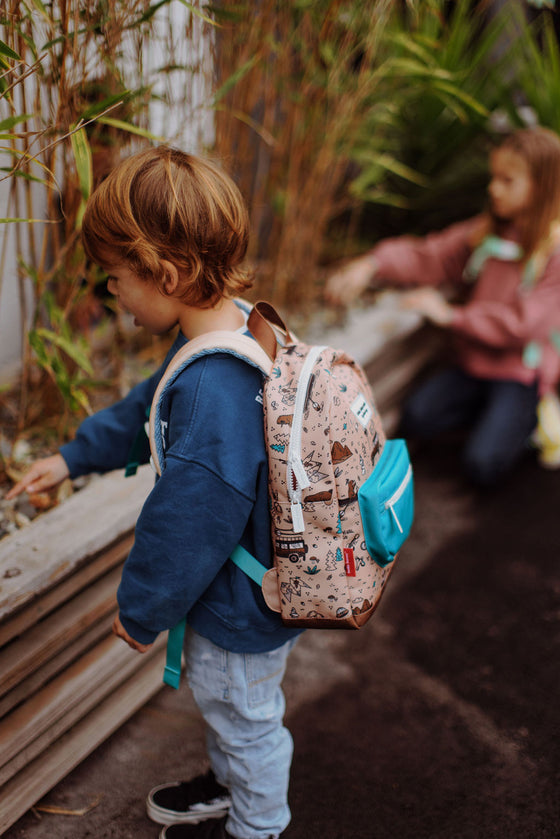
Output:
[124, 406, 151, 477]
[230, 544, 267, 586]
[163, 547, 266, 689]
[163, 618, 187, 689]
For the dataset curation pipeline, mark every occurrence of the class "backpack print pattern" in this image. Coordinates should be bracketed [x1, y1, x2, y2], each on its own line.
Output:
[260, 341, 392, 628]
[148, 302, 411, 639]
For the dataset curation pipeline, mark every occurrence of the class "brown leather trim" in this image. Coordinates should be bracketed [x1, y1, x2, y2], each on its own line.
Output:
[247, 301, 293, 361]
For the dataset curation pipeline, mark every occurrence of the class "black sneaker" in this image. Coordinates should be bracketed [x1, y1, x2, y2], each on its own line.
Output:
[159, 816, 232, 838]
[159, 816, 279, 839]
[147, 770, 232, 825]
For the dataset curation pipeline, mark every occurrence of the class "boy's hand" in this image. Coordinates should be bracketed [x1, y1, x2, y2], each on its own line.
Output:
[6, 454, 70, 500]
[112, 614, 153, 654]
[324, 255, 377, 306]
[399, 288, 455, 327]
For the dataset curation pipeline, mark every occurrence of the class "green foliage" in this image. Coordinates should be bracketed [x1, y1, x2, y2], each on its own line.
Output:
[346, 0, 510, 235]
[506, 8, 560, 135]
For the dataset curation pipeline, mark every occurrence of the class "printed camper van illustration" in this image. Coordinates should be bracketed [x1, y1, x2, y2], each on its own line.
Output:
[275, 531, 309, 563]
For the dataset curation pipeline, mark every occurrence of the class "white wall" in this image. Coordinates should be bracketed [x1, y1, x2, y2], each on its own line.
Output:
[0, 216, 27, 382]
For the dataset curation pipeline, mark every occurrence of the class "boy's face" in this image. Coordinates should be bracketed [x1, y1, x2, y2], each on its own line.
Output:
[105, 263, 180, 335]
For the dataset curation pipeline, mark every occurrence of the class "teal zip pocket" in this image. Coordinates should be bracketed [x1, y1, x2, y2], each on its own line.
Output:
[357, 439, 414, 568]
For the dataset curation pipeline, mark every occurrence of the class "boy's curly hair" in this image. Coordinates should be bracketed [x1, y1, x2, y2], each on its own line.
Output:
[81, 146, 252, 307]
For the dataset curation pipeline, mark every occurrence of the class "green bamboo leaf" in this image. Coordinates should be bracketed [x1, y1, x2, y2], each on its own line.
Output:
[431, 80, 488, 117]
[390, 33, 437, 66]
[34, 328, 94, 375]
[354, 152, 430, 187]
[213, 105, 276, 146]
[0, 217, 49, 223]
[70, 126, 92, 201]
[130, 0, 173, 26]
[69, 386, 92, 415]
[212, 53, 261, 104]
[0, 40, 20, 61]
[387, 57, 454, 80]
[96, 116, 165, 141]
[81, 93, 131, 120]
[0, 114, 33, 131]
[27, 0, 50, 21]
[176, 0, 217, 27]
[350, 187, 411, 209]
[0, 168, 50, 185]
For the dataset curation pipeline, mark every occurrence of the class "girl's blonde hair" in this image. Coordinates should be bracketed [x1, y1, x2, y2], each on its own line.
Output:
[82, 146, 252, 307]
[500, 126, 560, 256]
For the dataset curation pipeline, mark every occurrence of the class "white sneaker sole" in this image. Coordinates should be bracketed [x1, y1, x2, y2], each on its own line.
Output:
[147, 781, 232, 825]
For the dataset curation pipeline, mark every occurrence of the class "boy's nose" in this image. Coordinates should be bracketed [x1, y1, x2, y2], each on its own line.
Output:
[107, 279, 117, 295]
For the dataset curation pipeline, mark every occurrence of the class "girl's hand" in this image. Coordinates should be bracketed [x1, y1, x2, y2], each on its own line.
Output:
[6, 453, 70, 500]
[325, 255, 377, 306]
[112, 614, 153, 654]
[399, 288, 455, 327]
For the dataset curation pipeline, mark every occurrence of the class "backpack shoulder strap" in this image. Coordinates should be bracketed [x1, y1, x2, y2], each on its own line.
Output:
[148, 330, 274, 475]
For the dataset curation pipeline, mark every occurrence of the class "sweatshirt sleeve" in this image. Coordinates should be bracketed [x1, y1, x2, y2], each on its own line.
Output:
[59, 333, 185, 479]
[59, 372, 157, 478]
[451, 253, 560, 349]
[116, 354, 266, 645]
[371, 217, 481, 287]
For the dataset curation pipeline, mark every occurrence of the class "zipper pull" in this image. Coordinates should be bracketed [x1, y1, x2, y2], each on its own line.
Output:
[291, 501, 305, 533]
[387, 503, 404, 533]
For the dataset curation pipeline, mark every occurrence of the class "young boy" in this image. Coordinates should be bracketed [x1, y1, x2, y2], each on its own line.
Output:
[7, 147, 302, 839]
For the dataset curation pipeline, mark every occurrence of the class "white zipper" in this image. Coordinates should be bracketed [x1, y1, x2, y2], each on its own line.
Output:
[287, 345, 327, 532]
[384, 463, 412, 533]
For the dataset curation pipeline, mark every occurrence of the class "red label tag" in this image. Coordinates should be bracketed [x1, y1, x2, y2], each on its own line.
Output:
[343, 548, 356, 577]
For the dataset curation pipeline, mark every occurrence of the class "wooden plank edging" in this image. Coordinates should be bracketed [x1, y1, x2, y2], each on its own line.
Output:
[0, 466, 153, 623]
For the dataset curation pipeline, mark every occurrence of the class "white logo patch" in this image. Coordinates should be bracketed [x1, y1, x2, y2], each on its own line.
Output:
[160, 419, 168, 450]
[350, 393, 372, 428]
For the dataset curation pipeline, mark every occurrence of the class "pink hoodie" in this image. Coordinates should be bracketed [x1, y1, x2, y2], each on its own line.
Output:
[371, 216, 560, 395]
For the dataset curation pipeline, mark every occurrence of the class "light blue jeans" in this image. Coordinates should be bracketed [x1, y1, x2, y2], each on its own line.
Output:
[184, 630, 297, 839]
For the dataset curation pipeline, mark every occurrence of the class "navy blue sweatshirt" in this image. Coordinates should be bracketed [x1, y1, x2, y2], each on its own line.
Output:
[60, 329, 301, 652]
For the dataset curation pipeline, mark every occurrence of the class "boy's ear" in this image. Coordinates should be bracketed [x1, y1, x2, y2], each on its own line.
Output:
[161, 260, 179, 295]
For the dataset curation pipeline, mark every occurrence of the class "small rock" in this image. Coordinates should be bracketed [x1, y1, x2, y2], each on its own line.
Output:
[11, 439, 32, 463]
[14, 511, 31, 528]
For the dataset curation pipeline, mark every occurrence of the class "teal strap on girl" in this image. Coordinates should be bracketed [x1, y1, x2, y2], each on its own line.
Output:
[550, 330, 560, 353]
[230, 544, 267, 586]
[464, 235, 523, 282]
[523, 340, 543, 370]
[521, 257, 538, 290]
[163, 618, 187, 689]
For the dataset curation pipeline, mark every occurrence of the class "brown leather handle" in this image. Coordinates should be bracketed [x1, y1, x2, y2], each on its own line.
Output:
[247, 301, 293, 361]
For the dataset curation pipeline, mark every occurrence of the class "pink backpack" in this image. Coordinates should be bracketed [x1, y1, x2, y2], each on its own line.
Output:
[149, 302, 413, 642]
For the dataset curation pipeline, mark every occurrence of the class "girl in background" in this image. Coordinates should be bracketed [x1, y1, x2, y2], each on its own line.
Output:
[326, 127, 560, 485]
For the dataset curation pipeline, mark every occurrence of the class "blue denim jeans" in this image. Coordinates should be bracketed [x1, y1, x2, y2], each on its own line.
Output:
[184, 630, 297, 839]
[400, 367, 539, 485]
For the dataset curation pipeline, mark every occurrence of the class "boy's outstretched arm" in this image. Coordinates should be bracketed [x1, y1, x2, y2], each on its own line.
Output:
[6, 453, 70, 500]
